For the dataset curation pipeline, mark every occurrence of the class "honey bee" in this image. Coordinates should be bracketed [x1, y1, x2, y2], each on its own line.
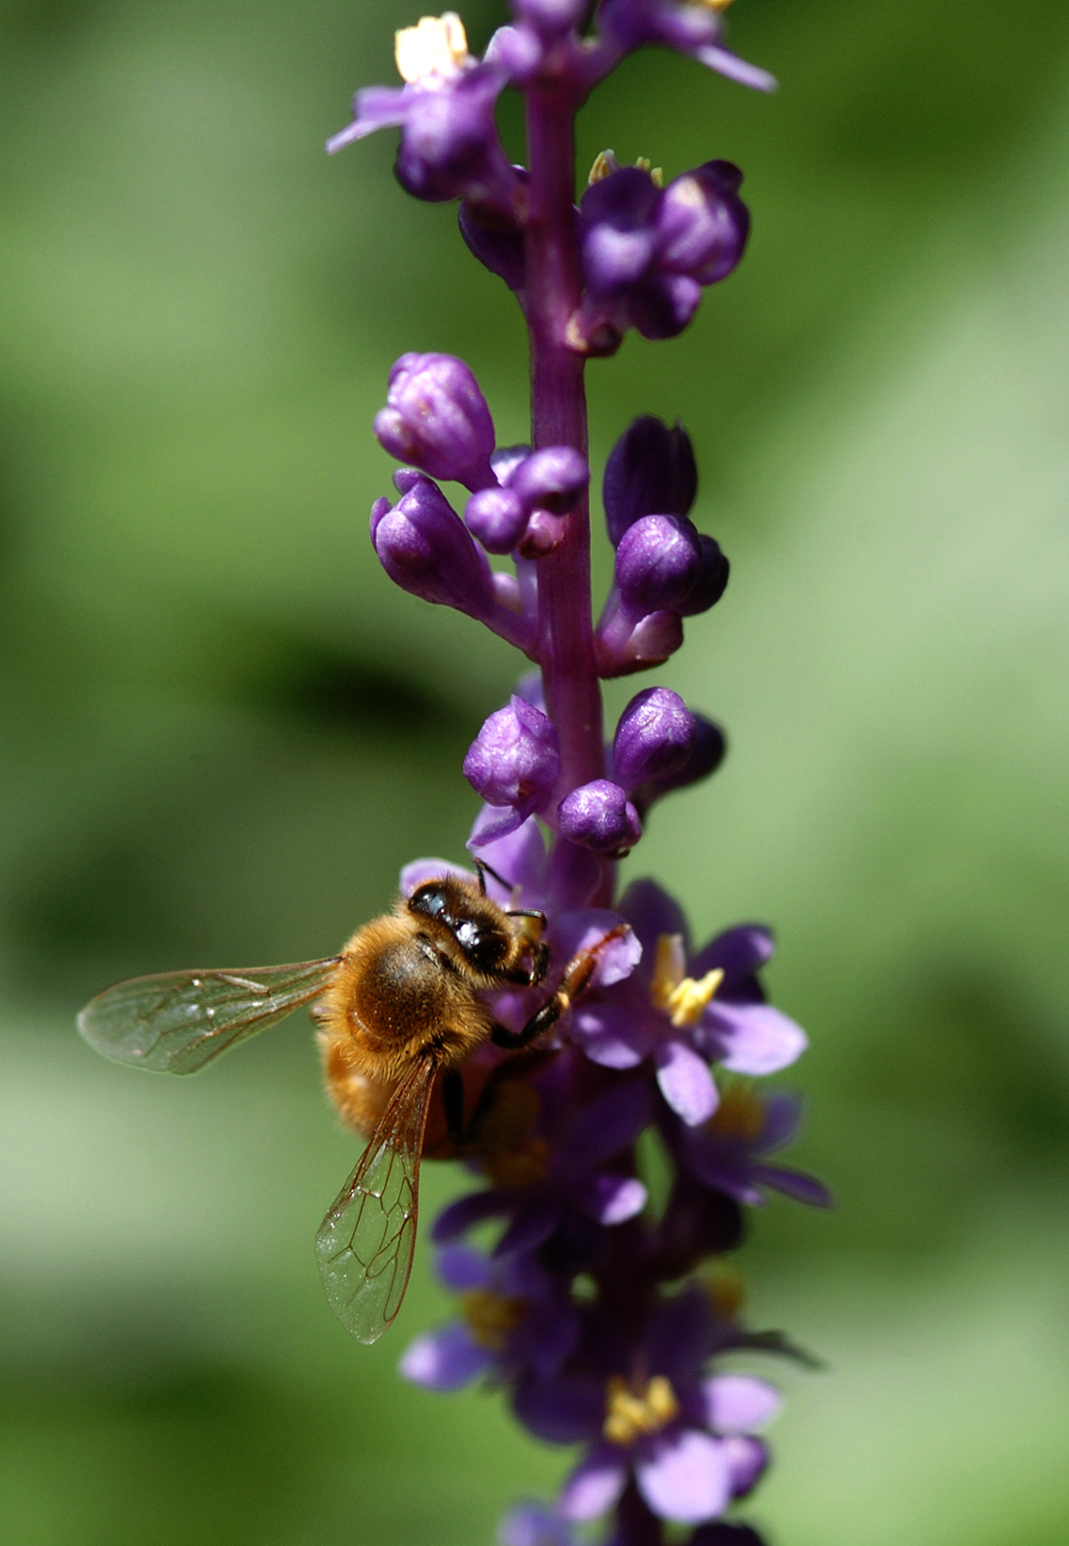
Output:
[78, 866, 625, 1344]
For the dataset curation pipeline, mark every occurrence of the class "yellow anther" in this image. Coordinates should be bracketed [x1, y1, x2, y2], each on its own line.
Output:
[603, 1375, 680, 1445]
[588, 149, 621, 185]
[395, 12, 471, 84]
[650, 935, 723, 1026]
[461, 1289, 527, 1351]
[665, 968, 724, 1027]
[708, 1082, 764, 1142]
[699, 0, 735, 11]
[634, 157, 664, 188]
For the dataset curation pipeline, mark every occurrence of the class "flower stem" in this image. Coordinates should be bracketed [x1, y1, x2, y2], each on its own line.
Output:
[524, 85, 603, 801]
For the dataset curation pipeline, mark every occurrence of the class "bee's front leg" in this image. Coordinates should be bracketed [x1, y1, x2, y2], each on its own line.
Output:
[491, 924, 630, 1050]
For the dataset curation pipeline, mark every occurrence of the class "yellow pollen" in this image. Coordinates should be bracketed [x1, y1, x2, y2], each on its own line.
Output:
[482, 1136, 550, 1189]
[699, 0, 735, 12]
[708, 1082, 764, 1142]
[461, 1288, 527, 1351]
[650, 934, 723, 1026]
[394, 12, 471, 84]
[603, 1375, 680, 1446]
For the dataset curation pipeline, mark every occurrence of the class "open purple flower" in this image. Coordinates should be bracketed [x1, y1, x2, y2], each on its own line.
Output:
[328, 13, 523, 218]
[570, 880, 807, 1126]
[671, 1085, 833, 1209]
[514, 1290, 782, 1527]
[432, 1065, 651, 1264]
[595, 0, 776, 93]
[400, 1243, 580, 1390]
[570, 160, 750, 352]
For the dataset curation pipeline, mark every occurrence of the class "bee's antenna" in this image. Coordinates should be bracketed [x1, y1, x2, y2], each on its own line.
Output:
[474, 858, 512, 894]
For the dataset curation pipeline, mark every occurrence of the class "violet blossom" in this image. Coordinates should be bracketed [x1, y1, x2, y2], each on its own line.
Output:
[329, 5, 825, 1541]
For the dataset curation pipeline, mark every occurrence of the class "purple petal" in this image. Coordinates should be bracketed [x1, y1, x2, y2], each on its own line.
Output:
[703, 1376, 782, 1434]
[694, 44, 777, 94]
[646, 1287, 716, 1383]
[399, 1323, 491, 1391]
[400, 856, 478, 895]
[570, 1003, 653, 1068]
[558, 1445, 629, 1520]
[619, 878, 689, 953]
[750, 1164, 834, 1208]
[498, 1504, 577, 1546]
[706, 1002, 807, 1076]
[558, 1079, 652, 1170]
[722, 1435, 769, 1499]
[656, 1040, 719, 1125]
[469, 801, 530, 848]
[690, 925, 773, 987]
[432, 1189, 514, 1242]
[635, 1428, 733, 1524]
[551, 909, 642, 988]
[513, 1376, 604, 1445]
[470, 814, 548, 902]
[494, 1199, 561, 1257]
[573, 1172, 647, 1225]
[434, 1243, 494, 1292]
[756, 1091, 802, 1151]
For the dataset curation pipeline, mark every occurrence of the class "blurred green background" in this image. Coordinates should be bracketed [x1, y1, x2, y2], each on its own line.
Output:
[3, 0, 1069, 1541]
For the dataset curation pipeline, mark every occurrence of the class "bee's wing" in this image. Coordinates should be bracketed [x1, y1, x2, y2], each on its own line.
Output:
[315, 1060, 436, 1344]
[77, 958, 343, 1074]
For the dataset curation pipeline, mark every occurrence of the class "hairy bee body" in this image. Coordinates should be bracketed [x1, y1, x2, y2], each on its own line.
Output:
[316, 875, 544, 1136]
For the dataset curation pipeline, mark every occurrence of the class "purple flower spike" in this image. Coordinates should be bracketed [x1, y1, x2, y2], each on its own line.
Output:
[464, 696, 562, 839]
[603, 415, 698, 546]
[558, 780, 642, 856]
[616, 515, 704, 613]
[371, 474, 494, 618]
[613, 688, 696, 791]
[375, 352, 497, 492]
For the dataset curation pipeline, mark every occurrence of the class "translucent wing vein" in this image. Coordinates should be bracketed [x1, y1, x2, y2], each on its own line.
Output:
[77, 958, 342, 1074]
[315, 1062, 435, 1343]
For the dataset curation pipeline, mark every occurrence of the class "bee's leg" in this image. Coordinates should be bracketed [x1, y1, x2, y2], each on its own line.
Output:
[441, 1066, 466, 1148]
[491, 925, 630, 1050]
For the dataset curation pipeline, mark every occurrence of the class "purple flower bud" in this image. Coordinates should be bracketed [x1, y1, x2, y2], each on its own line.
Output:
[615, 514, 703, 612]
[603, 415, 698, 545]
[508, 446, 589, 516]
[459, 199, 527, 291]
[613, 687, 696, 790]
[371, 475, 493, 617]
[657, 161, 749, 285]
[463, 695, 561, 816]
[596, 606, 684, 677]
[632, 713, 726, 814]
[393, 69, 522, 214]
[677, 535, 729, 616]
[511, 0, 589, 34]
[465, 486, 529, 553]
[557, 780, 641, 856]
[374, 352, 497, 491]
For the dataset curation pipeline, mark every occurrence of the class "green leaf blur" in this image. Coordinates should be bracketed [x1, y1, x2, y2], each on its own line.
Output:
[2, 1, 1068, 1543]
